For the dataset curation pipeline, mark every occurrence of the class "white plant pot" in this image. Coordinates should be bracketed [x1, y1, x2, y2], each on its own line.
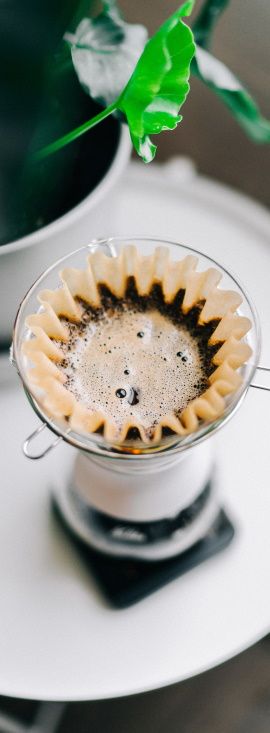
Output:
[0, 124, 131, 344]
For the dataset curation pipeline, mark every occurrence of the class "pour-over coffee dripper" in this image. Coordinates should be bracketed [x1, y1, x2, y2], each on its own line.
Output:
[12, 237, 262, 562]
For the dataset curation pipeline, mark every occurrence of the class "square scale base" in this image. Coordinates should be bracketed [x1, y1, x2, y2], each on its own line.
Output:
[53, 503, 234, 608]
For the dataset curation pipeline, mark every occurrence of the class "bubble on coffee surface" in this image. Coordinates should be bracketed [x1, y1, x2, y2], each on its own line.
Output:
[57, 302, 210, 438]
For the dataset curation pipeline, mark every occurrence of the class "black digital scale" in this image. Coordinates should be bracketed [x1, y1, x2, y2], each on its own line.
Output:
[53, 501, 234, 608]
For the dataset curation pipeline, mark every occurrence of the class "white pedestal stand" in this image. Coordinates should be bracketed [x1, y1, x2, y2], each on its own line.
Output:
[54, 439, 219, 561]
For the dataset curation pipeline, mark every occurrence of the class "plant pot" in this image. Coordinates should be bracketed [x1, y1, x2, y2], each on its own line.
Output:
[0, 120, 131, 345]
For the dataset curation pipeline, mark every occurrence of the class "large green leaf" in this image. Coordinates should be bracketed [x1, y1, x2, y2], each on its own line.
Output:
[65, 3, 147, 106]
[193, 0, 230, 48]
[33, 1, 195, 162]
[117, 1, 196, 163]
[192, 46, 270, 143]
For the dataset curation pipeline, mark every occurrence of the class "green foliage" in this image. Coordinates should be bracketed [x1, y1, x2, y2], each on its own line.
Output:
[192, 45, 270, 143]
[117, 1, 195, 162]
[66, 3, 147, 106]
[193, 0, 230, 48]
[34, 0, 270, 162]
[35, 1, 195, 162]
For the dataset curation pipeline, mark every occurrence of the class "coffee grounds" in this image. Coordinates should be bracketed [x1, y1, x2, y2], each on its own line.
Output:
[55, 279, 222, 440]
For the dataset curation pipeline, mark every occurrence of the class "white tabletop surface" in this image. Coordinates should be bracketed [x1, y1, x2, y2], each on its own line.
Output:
[0, 159, 270, 701]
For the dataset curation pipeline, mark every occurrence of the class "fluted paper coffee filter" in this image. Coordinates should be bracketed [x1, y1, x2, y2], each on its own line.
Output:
[21, 244, 252, 445]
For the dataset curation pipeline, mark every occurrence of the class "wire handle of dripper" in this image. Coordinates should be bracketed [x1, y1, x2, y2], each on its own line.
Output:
[250, 365, 270, 392]
[23, 423, 68, 459]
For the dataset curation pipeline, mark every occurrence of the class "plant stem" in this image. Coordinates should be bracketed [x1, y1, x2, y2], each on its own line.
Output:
[33, 101, 117, 161]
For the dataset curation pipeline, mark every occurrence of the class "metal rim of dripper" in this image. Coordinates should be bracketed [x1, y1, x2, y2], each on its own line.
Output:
[12, 236, 266, 461]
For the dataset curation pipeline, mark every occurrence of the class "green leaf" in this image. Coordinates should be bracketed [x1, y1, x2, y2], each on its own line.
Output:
[65, 5, 148, 107]
[192, 46, 270, 143]
[116, 1, 196, 163]
[32, 1, 195, 163]
[193, 0, 230, 49]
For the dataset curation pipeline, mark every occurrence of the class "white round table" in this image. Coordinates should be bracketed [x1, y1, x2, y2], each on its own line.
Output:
[0, 159, 270, 701]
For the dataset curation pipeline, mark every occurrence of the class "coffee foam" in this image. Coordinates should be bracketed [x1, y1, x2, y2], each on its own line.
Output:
[57, 304, 208, 439]
[23, 245, 252, 444]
